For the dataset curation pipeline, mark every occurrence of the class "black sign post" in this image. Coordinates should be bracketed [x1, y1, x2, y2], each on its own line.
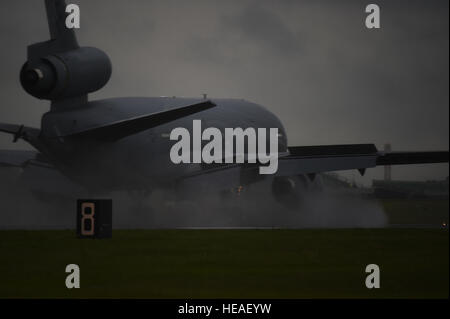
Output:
[76, 199, 112, 238]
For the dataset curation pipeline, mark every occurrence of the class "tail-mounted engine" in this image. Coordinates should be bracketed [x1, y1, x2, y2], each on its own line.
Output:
[20, 0, 111, 104]
[20, 47, 111, 100]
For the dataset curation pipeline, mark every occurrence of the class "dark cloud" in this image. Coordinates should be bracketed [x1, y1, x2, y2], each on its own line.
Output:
[221, 3, 301, 55]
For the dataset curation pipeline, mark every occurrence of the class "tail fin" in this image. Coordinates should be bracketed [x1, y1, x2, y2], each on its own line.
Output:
[28, 0, 79, 61]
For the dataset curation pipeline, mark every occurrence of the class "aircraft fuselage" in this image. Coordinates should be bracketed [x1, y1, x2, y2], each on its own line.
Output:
[40, 97, 288, 191]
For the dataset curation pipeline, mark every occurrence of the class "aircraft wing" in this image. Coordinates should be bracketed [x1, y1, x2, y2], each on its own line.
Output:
[277, 144, 448, 177]
[177, 144, 449, 191]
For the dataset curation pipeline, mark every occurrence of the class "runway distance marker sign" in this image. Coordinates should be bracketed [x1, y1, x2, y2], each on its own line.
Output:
[76, 199, 112, 239]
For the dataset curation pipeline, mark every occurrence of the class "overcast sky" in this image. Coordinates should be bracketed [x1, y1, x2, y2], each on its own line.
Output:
[0, 0, 448, 184]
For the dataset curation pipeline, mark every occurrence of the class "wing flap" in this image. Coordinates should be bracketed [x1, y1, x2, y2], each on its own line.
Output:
[288, 144, 378, 157]
[277, 154, 378, 176]
[277, 144, 379, 176]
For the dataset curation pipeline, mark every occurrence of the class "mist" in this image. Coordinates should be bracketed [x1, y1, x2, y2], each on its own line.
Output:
[0, 169, 387, 229]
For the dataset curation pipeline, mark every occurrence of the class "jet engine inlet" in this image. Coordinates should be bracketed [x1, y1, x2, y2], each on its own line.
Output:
[20, 47, 111, 100]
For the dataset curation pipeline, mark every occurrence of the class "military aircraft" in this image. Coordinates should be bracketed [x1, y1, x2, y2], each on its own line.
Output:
[0, 0, 448, 206]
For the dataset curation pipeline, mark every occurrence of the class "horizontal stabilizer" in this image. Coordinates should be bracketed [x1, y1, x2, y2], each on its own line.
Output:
[0, 150, 38, 167]
[0, 123, 22, 135]
[64, 100, 216, 141]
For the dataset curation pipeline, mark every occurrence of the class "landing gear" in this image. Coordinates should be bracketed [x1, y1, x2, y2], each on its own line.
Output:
[271, 175, 309, 210]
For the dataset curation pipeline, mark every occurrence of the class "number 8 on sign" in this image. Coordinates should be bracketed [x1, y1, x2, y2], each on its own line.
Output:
[81, 202, 95, 236]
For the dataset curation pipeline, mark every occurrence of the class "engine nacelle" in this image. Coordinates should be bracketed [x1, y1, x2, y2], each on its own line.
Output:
[20, 47, 111, 100]
[272, 175, 309, 209]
